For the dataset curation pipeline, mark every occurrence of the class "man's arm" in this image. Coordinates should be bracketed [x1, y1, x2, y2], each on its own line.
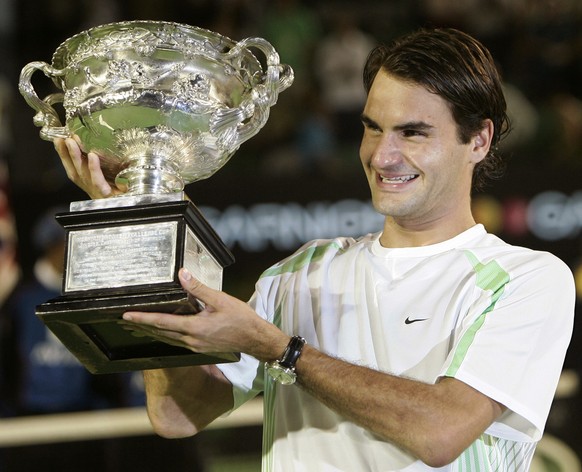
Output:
[142, 365, 234, 438]
[123, 269, 504, 467]
[295, 347, 503, 467]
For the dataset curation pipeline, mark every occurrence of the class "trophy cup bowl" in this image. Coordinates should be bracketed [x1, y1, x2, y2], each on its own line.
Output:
[19, 20, 293, 373]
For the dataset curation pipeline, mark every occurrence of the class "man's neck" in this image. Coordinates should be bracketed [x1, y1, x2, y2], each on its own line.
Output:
[379, 216, 478, 248]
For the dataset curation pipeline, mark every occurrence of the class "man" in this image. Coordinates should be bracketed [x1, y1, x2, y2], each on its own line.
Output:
[55, 28, 574, 471]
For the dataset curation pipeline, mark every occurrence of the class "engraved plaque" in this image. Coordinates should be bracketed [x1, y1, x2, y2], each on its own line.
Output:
[66, 221, 178, 291]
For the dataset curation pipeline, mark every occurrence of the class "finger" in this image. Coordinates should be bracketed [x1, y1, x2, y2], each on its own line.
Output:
[65, 137, 85, 177]
[120, 323, 150, 337]
[120, 322, 191, 348]
[120, 319, 185, 339]
[178, 268, 224, 308]
[54, 138, 77, 179]
[53, 137, 67, 156]
[87, 152, 113, 197]
[121, 310, 191, 335]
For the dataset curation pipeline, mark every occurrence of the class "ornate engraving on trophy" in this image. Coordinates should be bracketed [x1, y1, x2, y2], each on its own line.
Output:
[20, 21, 294, 191]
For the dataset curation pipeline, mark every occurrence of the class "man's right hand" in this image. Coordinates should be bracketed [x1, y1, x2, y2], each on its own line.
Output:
[54, 137, 125, 199]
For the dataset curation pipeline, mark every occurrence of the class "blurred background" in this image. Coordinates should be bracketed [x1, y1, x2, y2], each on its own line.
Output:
[0, 0, 581, 470]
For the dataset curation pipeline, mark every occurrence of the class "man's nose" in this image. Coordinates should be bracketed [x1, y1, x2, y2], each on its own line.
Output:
[371, 134, 403, 168]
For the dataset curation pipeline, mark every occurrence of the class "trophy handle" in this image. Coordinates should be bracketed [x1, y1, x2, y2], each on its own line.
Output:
[236, 37, 295, 106]
[18, 61, 69, 141]
[210, 37, 294, 148]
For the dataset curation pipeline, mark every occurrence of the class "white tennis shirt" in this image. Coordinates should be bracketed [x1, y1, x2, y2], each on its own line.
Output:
[218, 224, 575, 471]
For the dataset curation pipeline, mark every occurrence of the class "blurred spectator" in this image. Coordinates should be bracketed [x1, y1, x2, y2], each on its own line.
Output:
[0, 166, 18, 315]
[499, 82, 540, 153]
[258, 0, 323, 142]
[0, 108, 19, 426]
[203, 0, 260, 39]
[260, 0, 321, 94]
[544, 93, 582, 163]
[510, 0, 582, 99]
[0, 0, 15, 80]
[260, 87, 338, 178]
[0, 208, 208, 471]
[0, 207, 127, 416]
[295, 89, 337, 175]
[526, 91, 582, 165]
[0, 0, 17, 301]
[0, 208, 130, 471]
[314, 11, 375, 144]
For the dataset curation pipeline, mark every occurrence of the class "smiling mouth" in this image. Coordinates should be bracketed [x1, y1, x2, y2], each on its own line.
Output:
[379, 174, 419, 184]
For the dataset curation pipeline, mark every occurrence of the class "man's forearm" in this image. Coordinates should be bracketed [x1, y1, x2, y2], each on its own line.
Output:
[294, 345, 503, 467]
[144, 364, 233, 438]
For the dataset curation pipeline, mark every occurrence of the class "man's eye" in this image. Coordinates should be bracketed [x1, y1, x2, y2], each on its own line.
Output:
[402, 129, 426, 137]
[363, 124, 382, 134]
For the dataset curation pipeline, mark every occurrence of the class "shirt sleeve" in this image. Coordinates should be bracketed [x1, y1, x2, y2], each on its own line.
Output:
[217, 352, 264, 411]
[216, 290, 267, 412]
[440, 251, 575, 442]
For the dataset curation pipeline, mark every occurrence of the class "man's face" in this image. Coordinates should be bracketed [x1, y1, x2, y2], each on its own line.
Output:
[359, 71, 487, 230]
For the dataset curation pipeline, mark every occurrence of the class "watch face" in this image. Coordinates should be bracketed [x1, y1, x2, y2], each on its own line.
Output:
[267, 364, 296, 385]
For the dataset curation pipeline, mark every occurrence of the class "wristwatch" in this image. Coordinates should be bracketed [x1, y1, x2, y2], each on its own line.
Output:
[265, 336, 306, 385]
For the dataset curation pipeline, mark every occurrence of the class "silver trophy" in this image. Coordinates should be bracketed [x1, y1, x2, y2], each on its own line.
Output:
[19, 20, 293, 373]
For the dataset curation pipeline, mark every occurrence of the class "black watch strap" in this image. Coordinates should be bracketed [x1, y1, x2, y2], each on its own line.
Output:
[278, 336, 306, 369]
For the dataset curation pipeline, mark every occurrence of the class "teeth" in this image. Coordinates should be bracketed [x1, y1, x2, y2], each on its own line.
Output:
[380, 175, 417, 183]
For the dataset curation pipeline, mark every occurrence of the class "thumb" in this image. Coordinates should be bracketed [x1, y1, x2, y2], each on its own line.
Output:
[179, 268, 221, 307]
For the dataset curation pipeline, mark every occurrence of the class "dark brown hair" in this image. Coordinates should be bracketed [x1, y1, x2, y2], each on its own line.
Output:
[363, 28, 510, 191]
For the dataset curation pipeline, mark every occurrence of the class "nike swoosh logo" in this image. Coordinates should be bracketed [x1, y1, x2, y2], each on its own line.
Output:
[405, 316, 429, 324]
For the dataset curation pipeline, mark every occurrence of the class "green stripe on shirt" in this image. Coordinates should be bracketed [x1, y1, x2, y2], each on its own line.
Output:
[260, 242, 343, 278]
[446, 251, 510, 377]
[454, 434, 536, 471]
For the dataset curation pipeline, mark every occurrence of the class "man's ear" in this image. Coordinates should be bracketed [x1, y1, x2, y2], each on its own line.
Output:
[471, 119, 494, 164]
